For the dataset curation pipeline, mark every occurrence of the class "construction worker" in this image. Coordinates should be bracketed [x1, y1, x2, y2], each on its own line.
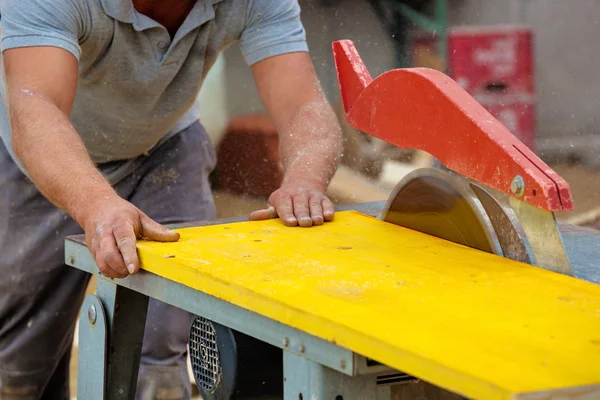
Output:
[0, 0, 343, 398]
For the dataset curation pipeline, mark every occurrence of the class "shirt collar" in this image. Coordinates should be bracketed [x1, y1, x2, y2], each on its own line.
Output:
[100, 0, 135, 23]
[100, 0, 224, 25]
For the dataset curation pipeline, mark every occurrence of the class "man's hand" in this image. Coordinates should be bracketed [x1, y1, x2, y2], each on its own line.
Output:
[249, 52, 344, 227]
[4, 46, 180, 278]
[82, 195, 180, 278]
[249, 183, 335, 227]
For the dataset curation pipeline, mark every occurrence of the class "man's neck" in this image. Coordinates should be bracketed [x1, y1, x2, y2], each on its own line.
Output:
[132, 0, 196, 38]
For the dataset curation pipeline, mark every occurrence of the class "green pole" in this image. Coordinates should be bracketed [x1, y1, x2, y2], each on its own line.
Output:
[436, 0, 448, 72]
[393, 0, 448, 71]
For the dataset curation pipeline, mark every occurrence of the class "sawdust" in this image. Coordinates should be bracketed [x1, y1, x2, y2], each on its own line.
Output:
[149, 167, 179, 186]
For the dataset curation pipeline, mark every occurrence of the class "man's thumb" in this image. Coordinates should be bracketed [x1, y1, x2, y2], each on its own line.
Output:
[140, 214, 180, 242]
[249, 205, 277, 221]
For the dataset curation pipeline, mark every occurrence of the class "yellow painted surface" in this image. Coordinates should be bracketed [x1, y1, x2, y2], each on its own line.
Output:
[136, 211, 600, 399]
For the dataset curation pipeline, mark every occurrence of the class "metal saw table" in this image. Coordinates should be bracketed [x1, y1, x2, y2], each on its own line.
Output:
[67, 41, 600, 400]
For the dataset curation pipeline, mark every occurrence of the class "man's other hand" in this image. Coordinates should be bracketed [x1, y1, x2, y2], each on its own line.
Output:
[249, 183, 334, 227]
[249, 52, 343, 228]
[83, 195, 180, 278]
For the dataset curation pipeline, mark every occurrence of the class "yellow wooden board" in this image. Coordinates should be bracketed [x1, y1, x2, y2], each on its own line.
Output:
[136, 211, 600, 399]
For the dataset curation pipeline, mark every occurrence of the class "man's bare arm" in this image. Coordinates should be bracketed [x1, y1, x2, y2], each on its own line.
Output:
[249, 52, 344, 226]
[4, 47, 178, 277]
[6, 47, 113, 224]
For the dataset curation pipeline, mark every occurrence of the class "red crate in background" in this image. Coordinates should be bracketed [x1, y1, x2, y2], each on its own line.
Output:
[448, 25, 536, 151]
[213, 113, 283, 197]
[448, 26, 534, 95]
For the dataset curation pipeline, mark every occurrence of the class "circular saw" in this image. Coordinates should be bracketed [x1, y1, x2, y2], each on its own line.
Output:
[332, 39, 575, 276]
[381, 167, 533, 264]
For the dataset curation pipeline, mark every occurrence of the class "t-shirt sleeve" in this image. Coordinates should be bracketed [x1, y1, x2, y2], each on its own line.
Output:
[240, 0, 309, 65]
[0, 0, 86, 60]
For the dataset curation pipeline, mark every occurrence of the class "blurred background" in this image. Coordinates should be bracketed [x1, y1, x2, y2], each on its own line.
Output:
[201, 0, 600, 230]
[68, 1, 600, 397]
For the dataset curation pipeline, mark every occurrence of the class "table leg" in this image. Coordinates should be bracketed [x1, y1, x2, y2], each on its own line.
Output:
[94, 278, 150, 399]
[78, 293, 108, 399]
[283, 351, 378, 400]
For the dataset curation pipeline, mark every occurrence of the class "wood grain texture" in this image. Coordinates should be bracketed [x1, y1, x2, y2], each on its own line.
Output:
[134, 211, 600, 399]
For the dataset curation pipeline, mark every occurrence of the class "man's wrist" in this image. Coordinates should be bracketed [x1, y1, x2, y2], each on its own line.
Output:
[281, 171, 328, 192]
[71, 183, 119, 228]
[278, 135, 342, 193]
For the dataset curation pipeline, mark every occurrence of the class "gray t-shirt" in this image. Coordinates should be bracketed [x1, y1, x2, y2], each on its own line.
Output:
[0, 0, 308, 175]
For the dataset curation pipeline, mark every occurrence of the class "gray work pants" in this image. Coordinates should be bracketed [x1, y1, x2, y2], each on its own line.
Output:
[0, 121, 217, 399]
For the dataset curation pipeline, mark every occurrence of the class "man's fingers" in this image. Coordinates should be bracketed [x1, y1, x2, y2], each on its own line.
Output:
[309, 195, 324, 226]
[249, 205, 278, 221]
[293, 192, 312, 227]
[273, 194, 297, 226]
[114, 224, 139, 274]
[97, 235, 128, 278]
[96, 260, 127, 279]
[140, 214, 180, 242]
[322, 197, 335, 221]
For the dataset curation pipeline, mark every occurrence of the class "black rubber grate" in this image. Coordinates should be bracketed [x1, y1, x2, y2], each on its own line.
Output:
[189, 316, 221, 391]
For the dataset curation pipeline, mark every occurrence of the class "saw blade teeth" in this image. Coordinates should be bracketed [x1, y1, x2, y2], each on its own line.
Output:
[470, 183, 534, 264]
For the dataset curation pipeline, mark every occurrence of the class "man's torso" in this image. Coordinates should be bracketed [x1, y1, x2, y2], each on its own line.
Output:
[0, 0, 307, 172]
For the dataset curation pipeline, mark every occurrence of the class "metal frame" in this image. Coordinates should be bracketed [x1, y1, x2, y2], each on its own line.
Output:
[283, 352, 380, 400]
[77, 294, 107, 398]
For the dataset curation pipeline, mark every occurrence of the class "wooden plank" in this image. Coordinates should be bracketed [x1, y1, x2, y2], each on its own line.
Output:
[135, 211, 600, 400]
[565, 206, 600, 226]
[514, 384, 600, 400]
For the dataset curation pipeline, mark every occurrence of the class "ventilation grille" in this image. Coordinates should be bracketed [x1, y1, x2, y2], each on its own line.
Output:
[189, 316, 221, 391]
[377, 372, 418, 385]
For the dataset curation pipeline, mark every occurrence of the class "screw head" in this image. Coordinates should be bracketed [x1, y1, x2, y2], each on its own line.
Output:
[88, 304, 97, 325]
[340, 359, 347, 369]
[283, 337, 289, 348]
[511, 175, 525, 197]
[299, 344, 306, 353]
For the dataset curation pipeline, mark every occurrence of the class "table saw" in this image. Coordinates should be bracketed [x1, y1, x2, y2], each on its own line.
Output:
[67, 40, 600, 400]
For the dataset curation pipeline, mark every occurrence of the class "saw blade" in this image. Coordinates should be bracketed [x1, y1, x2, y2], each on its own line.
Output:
[509, 197, 574, 276]
[381, 168, 502, 255]
[470, 183, 533, 264]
